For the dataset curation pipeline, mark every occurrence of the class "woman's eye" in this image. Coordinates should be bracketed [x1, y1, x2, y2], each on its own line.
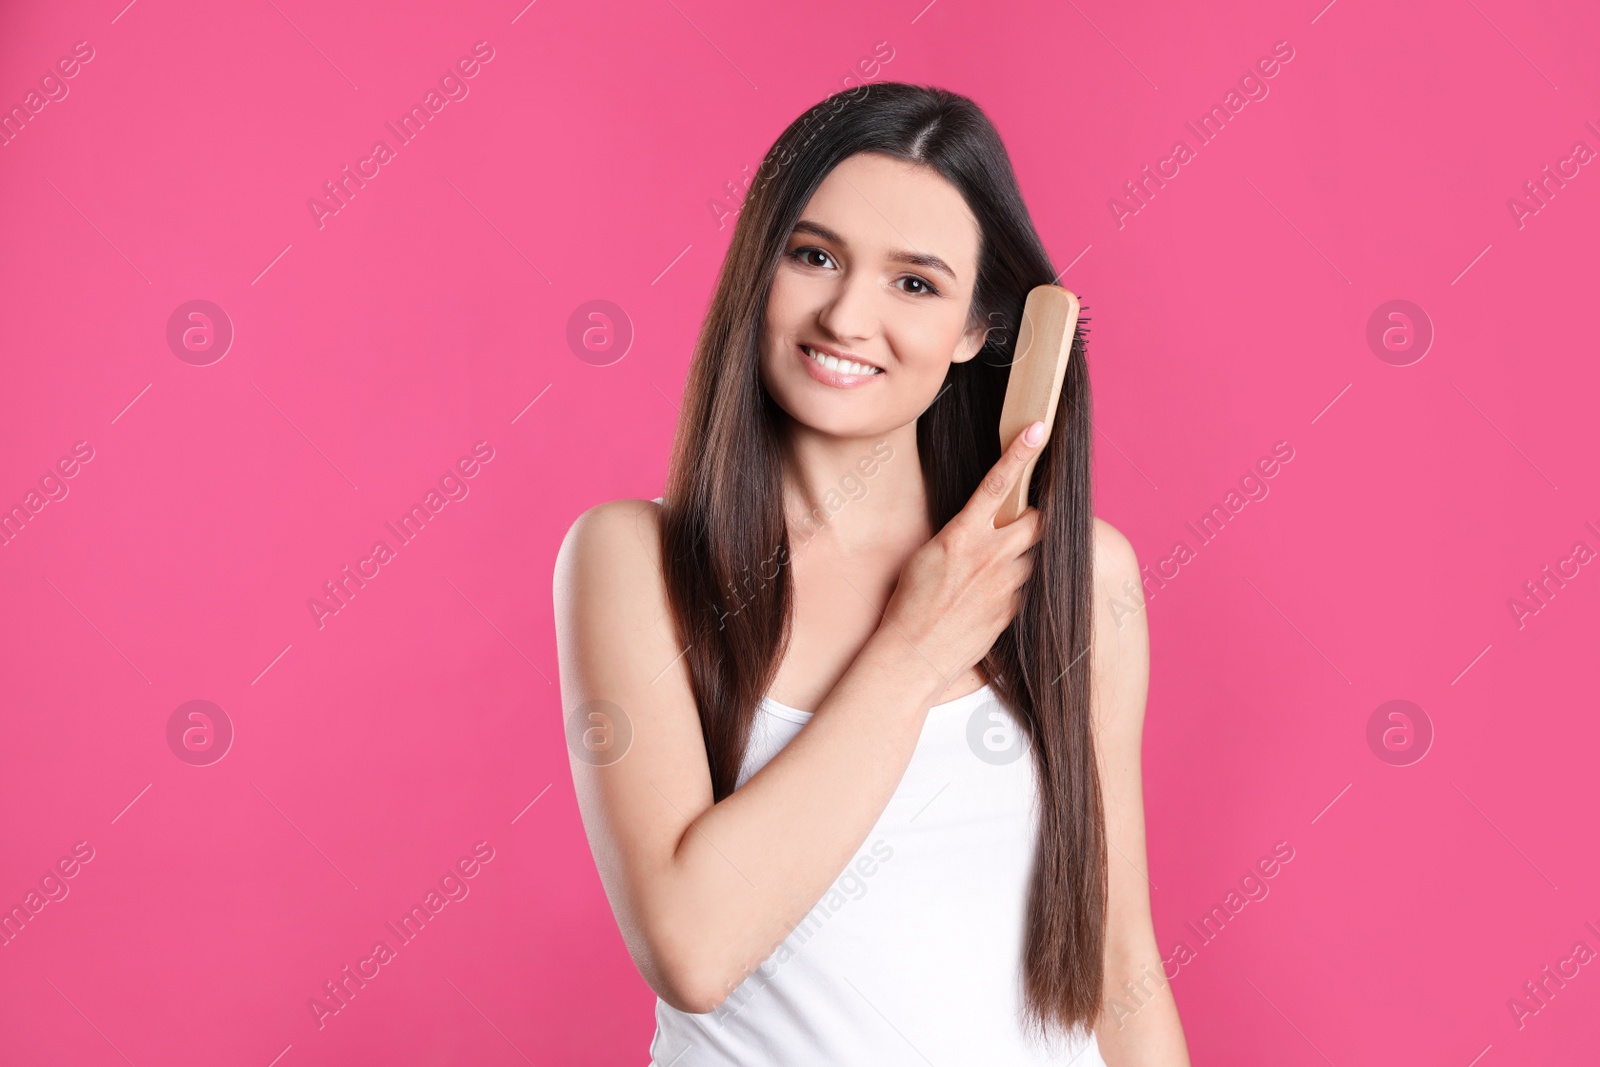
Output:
[791, 246, 835, 269]
[788, 246, 939, 297]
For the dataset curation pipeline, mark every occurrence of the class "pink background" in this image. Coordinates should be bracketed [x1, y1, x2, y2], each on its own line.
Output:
[2, 0, 1597, 1063]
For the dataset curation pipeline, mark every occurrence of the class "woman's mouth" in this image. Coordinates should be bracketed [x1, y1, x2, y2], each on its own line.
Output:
[796, 343, 884, 389]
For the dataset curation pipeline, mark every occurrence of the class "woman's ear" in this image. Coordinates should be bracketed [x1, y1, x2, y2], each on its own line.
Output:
[949, 318, 990, 365]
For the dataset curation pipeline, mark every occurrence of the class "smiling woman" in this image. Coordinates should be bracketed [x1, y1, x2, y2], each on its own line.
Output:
[553, 82, 1190, 1065]
[763, 155, 985, 418]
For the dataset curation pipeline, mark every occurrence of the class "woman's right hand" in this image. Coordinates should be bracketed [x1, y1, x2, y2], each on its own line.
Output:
[879, 420, 1049, 689]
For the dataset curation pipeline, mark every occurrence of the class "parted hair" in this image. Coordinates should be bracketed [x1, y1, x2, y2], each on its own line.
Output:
[658, 81, 1104, 1039]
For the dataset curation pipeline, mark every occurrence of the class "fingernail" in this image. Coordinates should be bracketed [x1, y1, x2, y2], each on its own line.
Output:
[1024, 421, 1045, 445]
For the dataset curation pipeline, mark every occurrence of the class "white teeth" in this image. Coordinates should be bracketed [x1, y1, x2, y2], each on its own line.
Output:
[805, 346, 880, 376]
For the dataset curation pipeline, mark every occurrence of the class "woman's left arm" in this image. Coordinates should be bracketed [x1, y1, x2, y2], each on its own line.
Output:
[1088, 519, 1191, 1066]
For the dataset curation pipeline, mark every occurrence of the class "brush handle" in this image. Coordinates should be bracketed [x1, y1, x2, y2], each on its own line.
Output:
[996, 285, 1080, 527]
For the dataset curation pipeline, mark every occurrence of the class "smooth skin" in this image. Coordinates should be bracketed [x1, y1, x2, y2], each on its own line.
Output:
[553, 151, 1189, 1063]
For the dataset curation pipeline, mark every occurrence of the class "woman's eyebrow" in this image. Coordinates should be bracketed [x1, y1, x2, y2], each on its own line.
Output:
[790, 219, 959, 283]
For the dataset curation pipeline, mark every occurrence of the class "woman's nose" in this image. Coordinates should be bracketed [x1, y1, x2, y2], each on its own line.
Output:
[814, 270, 879, 343]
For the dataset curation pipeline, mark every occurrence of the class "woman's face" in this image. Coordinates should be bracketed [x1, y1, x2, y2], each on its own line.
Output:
[760, 151, 988, 439]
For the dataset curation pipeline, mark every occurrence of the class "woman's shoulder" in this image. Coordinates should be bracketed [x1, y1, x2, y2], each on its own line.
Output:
[1087, 514, 1149, 737]
[1091, 514, 1140, 586]
[559, 495, 665, 550]
[564, 495, 663, 530]
[553, 497, 667, 599]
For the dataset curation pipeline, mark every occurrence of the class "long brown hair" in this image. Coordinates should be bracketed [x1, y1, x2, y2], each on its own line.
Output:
[659, 82, 1104, 1039]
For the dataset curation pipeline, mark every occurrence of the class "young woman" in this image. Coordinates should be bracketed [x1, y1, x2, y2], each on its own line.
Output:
[554, 83, 1190, 1065]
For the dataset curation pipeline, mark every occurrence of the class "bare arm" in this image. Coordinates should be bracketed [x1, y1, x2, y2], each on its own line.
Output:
[552, 427, 1048, 1014]
[1088, 519, 1191, 1065]
[555, 503, 947, 1013]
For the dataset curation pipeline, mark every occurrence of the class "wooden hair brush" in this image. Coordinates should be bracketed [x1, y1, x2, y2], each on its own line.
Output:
[995, 284, 1081, 527]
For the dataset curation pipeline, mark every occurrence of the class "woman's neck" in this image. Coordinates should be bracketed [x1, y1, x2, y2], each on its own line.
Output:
[778, 416, 930, 558]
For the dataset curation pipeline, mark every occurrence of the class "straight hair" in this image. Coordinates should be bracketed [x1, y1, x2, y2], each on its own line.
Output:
[659, 81, 1104, 1040]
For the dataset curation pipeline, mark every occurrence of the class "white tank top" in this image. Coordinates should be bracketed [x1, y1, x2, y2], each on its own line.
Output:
[647, 679, 1107, 1066]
